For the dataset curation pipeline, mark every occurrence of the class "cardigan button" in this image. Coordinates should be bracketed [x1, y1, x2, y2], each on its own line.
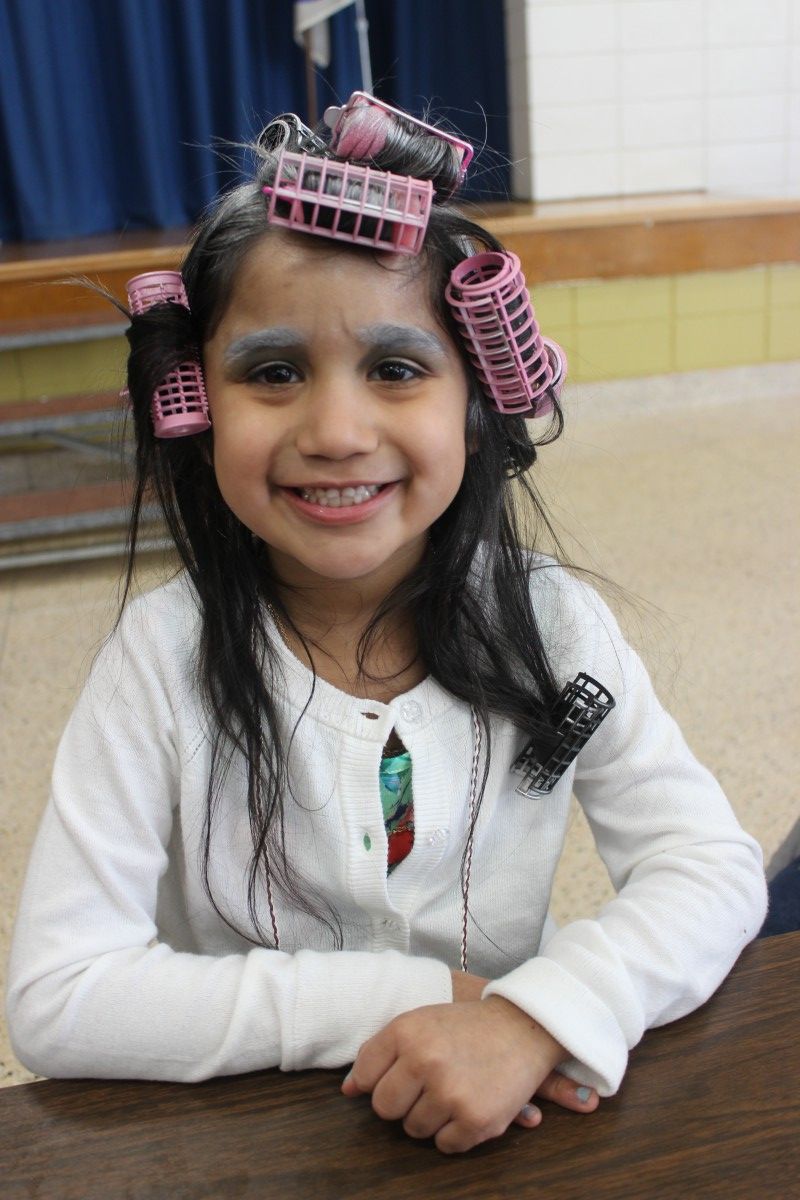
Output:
[399, 701, 422, 724]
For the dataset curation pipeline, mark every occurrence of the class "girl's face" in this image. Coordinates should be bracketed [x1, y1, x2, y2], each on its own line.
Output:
[203, 233, 470, 597]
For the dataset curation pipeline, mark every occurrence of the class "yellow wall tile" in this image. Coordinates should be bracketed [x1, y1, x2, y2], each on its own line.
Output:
[576, 319, 672, 381]
[768, 265, 800, 309]
[530, 284, 574, 327]
[767, 308, 800, 360]
[675, 312, 767, 370]
[17, 337, 127, 400]
[575, 276, 671, 325]
[0, 351, 24, 403]
[674, 267, 767, 316]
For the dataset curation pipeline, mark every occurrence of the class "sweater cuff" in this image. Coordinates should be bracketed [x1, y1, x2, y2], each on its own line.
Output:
[482, 956, 631, 1096]
[284, 949, 453, 1071]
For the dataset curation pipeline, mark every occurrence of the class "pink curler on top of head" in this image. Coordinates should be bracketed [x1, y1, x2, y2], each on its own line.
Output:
[323, 91, 474, 186]
[446, 251, 563, 416]
[125, 270, 211, 438]
[327, 100, 390, 161]
[262, 149, 433, 255]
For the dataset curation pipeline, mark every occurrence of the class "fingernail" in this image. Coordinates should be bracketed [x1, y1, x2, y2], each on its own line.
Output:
[576, 1086, 592, 1103]
[343, 1071, 353, 1085]
[520, 1104, 540, 1120]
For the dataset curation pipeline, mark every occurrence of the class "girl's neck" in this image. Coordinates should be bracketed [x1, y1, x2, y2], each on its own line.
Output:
[271, 592, 425, 704]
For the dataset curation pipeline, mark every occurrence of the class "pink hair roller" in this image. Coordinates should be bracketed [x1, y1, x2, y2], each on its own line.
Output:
[262, 149, 433, 255]
[324, 91, 474, 193]
[445, 251, 565, 416]
[328, 100, 390, 161]
[126, 271, 211, 438]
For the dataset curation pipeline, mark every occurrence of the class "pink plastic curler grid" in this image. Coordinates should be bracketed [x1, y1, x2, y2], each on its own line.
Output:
[446, 251, 563, 416]
[324, 92, 474, 187]
[262, 149, 433, 255]
[126, 271, 211, 438]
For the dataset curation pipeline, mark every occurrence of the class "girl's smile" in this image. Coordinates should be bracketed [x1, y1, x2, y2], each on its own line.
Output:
[279, 480, 399, 524]
[204, 232, 470, 595]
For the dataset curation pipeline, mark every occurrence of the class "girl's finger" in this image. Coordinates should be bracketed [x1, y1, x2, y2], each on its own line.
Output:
[534, 1071, 599, 1113]
[402, 1091, 453, 1140]
[369, 1063, 426, 1122]
[512, 1102, 543, 1129]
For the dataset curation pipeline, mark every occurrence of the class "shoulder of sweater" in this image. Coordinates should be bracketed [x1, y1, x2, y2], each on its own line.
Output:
[118, 570, 201, 641]
[90, 571, 202, 698]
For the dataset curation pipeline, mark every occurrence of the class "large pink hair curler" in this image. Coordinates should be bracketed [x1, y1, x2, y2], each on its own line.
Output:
[445, 251, 566, 416]
[262, 149, 433, 255]
[126, 271, 211, 438]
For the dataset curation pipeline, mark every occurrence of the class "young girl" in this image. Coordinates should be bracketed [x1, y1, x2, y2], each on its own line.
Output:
[6, 94, 767, 1155]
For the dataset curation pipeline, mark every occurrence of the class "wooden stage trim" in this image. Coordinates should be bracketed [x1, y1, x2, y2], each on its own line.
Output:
[1, 194, 798, 327]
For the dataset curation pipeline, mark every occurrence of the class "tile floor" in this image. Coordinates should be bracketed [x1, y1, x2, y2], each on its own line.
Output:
[1, 361, 798, 1087]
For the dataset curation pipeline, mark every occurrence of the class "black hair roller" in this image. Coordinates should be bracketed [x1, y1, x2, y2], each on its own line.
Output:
[512, 673, 615, 797]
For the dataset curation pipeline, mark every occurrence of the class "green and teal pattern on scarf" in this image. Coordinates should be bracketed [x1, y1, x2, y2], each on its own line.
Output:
[379, 751, 414, 872]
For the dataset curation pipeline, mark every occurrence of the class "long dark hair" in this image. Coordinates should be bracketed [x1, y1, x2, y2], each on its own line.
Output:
[122, 116, 569, 950]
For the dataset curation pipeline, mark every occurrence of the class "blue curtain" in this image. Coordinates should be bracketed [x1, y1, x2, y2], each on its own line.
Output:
[0, 0, 508, 242]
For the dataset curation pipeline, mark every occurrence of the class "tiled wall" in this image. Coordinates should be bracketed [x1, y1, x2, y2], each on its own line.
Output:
[534, 263, 800, 380]
[0, 337, 127, 404]
[0, 266, 796, 397]
[505, 0, 800, 202]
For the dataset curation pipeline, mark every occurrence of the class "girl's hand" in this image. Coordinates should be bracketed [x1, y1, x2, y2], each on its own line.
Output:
[449, 971, 599, 1119]
[341, 996, 569, 1154]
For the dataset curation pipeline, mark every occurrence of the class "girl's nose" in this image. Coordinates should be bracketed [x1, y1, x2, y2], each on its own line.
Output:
[294, 379, 380, 460]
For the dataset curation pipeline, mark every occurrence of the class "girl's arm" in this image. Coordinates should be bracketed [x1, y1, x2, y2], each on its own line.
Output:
[482, 572, 768, 1096]
[341, 576, 765, 1149]
[5, 594, 453, 1082]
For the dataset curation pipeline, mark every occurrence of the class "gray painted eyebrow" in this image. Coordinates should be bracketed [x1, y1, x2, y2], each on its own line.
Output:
[223, 328, 305, 367]
[354, 324, 448, 359]
[223, 323, 448, 368]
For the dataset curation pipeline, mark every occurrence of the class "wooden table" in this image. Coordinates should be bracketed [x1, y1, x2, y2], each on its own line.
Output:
[2, 933, 798, 1199]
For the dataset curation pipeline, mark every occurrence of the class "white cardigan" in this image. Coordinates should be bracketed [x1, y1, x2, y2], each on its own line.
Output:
[6, 566, 767, 1094]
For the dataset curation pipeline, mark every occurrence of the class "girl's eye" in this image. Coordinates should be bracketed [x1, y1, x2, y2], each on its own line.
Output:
[371, 360, 422, 383]
[247, 362, 300, 386]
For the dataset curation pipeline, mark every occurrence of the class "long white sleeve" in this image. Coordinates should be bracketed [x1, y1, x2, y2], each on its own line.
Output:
[6, 595, 452, 1081]
[483, 576, 767, 1093]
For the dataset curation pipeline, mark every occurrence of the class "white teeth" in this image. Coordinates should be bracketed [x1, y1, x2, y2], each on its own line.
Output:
[299, 484, 382, 507]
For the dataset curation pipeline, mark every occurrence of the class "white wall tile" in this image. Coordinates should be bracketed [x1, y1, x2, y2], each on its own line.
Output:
[791, 45, 800, 90]
[790, 92, 800, 139]
[620, 1, 702, 51]
[503, 0, 799, 202]
[707, 141, 788, 192]
[531, 53, 618, 105]
[787, 142, 800, 188]
[531, 103, 617, 155]
[707, 46, 790, 95]
[622, 97, 704, 147]
[622, 146, 705, 193]
[533, 151, 621, 201]
[707, 94, 788, 143]
[706, 0, 790, 46]
[526, 2, 617, 56]
[621, 49, 703, 100]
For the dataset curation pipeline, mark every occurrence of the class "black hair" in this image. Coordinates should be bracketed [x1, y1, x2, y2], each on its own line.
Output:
[121, 110, 568, 951]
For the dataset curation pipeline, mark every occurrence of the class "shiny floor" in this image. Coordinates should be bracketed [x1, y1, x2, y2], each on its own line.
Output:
[1, 361, 798, 1086]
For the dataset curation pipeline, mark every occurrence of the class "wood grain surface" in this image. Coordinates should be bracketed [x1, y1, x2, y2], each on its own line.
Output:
[1, 933, 798, 1200]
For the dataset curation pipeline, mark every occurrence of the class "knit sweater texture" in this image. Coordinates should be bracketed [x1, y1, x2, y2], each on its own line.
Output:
[6, 565, 767, 1093]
